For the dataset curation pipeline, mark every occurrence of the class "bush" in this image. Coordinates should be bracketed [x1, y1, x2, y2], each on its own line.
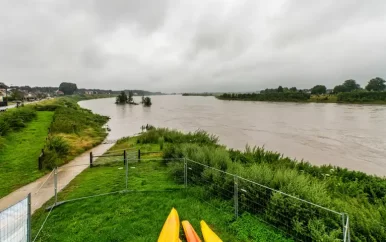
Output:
[158, 136, 164, 150]
[337, 91, 386, 103]
[41, 150, 59, 170]
[137, 128, 219, 145]
[0, 107, 37, 135]
[47, 136, 69, 157]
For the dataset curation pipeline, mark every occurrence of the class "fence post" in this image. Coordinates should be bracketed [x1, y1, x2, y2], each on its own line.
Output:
[90, 152, 93, 168]
[184, 158, 187, 189]
[234, 175, 239, 219]
[342, 213, 350, 242]
[54, 167, 58, 205]
[27, 193, 31, 242]
[125, 150, 128, 191]
[38, 149, 44, 170]
[138, 149, 141, 162]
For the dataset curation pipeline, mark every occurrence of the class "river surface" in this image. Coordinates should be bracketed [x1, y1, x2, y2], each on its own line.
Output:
[79, 96, 386, 177]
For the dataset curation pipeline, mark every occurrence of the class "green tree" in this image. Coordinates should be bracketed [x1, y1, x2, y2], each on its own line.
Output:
[128, 91, 134, 103]
[311, 85, 327, 95]
[289, 87, 297, 92]
[11, 89, 25, 101]
[116, 91, 128, 103]
[143, 97, 152, 106]
[0, 82, 8, 89]
[333, 85, 347, 94]
[365, 77, 386, 91]
[277, 86, 283, 93]
[59, 82, 78, 95]
[342, 79, 360, 92]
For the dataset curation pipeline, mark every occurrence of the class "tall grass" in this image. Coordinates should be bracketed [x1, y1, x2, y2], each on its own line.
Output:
[149, 128, 386, 241]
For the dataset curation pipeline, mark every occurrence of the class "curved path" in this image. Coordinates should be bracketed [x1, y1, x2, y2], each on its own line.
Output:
[0, 143, 114, 214]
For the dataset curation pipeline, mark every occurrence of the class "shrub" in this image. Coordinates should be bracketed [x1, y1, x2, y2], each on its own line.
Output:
[158, 136, 164, 150]
[47, 136, 69, 157]
[41, 150, 59, 170]
[0, 107, 37, 135]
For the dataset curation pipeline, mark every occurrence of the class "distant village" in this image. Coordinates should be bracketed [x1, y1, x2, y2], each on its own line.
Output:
[0, 84, 110, 107]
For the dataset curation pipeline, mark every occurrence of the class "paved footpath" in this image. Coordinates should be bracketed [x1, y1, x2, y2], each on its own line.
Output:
[0, 143, 115, 214]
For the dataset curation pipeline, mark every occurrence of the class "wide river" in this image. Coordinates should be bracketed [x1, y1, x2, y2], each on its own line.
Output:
[79, 96, 386, 177]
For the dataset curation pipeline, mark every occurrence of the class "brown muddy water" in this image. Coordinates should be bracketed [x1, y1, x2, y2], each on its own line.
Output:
[79, 96, 386, 177]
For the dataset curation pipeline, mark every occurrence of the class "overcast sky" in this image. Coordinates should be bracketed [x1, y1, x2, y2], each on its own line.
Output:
[1, 0, 386, 92]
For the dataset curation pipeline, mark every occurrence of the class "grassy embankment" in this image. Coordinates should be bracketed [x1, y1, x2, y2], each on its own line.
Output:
[32, 134, 291, 242]
[31, 128, 386, 241]
[0, 109, 53, 197]
[218, 92, 386, 104]
[0, 97, 108, 198]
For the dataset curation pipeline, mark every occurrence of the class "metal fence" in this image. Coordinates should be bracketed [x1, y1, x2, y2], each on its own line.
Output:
[0, 194, 31, 242]
[31, 154, 350, 242]
[184, 158, 350, 242]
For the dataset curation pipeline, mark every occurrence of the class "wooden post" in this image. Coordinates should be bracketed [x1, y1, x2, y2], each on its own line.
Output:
[38, 149, 44, 170]
[90, 152, 93, 168]
[138, 149, 141, 162]
[124, 150, 127, 165]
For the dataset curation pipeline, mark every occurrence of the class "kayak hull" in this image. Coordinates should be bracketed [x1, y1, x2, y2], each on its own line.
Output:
[158, 208, 180, 242]
[200, 220, 222, 242]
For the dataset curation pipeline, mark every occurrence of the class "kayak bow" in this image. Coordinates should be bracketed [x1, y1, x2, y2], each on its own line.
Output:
[158, 208, 180, 242]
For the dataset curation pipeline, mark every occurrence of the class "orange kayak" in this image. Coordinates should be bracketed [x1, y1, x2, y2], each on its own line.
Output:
[158, 208, 180, 242]
[200, 220, 222, 242]
[182, 220, 202, 242]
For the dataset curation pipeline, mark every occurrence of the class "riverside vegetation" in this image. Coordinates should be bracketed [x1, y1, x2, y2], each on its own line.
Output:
[140, 129, 385, 241]
[0, 96, 108, 198]
[32, 128, 385, 241]
[32, 132, 291, 242]
[218, 78, 386, 104]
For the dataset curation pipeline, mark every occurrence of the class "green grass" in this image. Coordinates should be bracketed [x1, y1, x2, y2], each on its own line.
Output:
[32, 143, 291, 242]
[0, 111, 54, 198]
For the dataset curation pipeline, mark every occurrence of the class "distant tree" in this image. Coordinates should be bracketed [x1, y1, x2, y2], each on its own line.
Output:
[141, 95, 145, 103]
[0, 82, 8, 89]
[11, 89, 25, 100]
[143, 97, 152, 106]
[342, 79, 360, 92]
[365, 77, 386, 91]
[128, 91, 134, 103]
[277, 86, 284, 93]
[59, 82, 78, 95]
[311, 85, 327, 95]
[333, 85, 347, 94]
[289, 87, 297, 92]
[116, 91, 128, 103]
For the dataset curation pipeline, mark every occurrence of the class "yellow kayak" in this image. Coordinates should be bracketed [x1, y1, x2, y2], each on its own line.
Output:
[158, 208, 180, 242]
[200, 220, 222, 242]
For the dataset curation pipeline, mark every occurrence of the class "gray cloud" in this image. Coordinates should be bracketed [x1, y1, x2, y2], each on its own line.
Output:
[1, 0, 386, 92]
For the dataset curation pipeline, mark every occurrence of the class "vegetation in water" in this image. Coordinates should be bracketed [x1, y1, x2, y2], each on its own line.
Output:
[142, 96, 152, 106]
